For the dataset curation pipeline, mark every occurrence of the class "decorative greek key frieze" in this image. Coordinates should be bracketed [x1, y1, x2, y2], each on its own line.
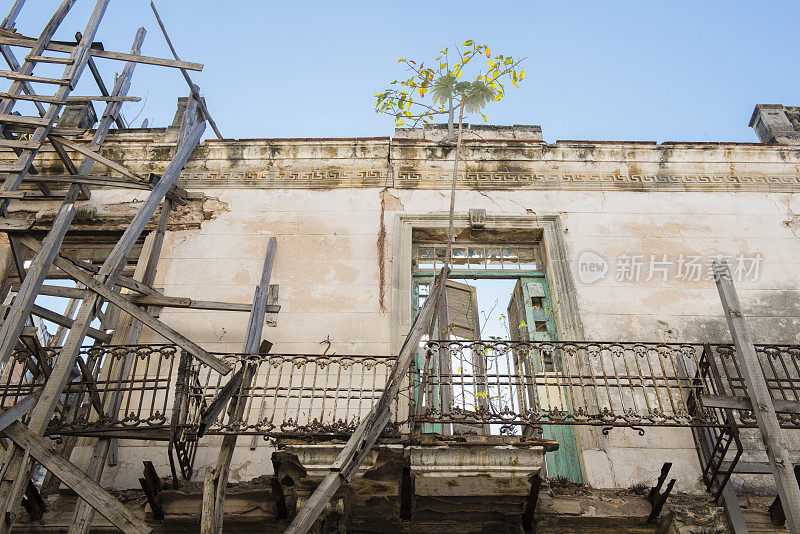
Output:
[179, 168, 800, 192]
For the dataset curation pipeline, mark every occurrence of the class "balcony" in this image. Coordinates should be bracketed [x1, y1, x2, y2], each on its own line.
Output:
[2, 339, 798, 497]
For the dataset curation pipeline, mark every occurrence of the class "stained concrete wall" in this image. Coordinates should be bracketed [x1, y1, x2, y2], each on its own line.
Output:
[29, 133, 800, 493]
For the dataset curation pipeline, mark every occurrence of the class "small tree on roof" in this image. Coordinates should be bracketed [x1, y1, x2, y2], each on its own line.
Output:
[375, 41, 526, 263]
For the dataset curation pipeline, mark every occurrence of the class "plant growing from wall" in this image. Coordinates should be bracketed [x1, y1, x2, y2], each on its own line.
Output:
[375, 41, 527, 263]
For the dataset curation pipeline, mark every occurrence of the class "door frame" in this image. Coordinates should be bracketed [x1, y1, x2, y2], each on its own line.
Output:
[392, 213, 590, 481]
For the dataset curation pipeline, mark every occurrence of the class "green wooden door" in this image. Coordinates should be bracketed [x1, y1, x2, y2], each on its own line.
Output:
[507, 278, 583, 483]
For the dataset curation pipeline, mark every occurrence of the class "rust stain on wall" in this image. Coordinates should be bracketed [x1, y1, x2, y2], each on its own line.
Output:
[378, 191, 387, 312]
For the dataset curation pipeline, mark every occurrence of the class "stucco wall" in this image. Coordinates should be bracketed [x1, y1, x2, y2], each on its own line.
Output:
[44, 134, 800, 492]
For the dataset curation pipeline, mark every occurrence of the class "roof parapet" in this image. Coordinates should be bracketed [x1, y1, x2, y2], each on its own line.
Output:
[750, 104, 800, 145]
[394, 123, 542, 142]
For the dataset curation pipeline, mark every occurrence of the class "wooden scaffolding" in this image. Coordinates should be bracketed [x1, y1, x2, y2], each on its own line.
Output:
[2, 3, 799, 534]
[0, 1, 247, 533]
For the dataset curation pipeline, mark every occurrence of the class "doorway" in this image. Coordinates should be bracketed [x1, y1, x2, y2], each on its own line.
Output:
[410, 242, 583, 482]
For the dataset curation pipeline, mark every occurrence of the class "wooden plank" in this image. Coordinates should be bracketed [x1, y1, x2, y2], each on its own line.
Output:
[49, 252, 230, 374]
[285, 266, 449, 534]
[3, 124, 89, 136]
[129, 294, 191, 307]
[49, 135, 143, 182]
[66, 95, 140, 102]
[202, 238, 277, 534]
[30, 304, 110, 343]
[0, 113, 49, 126]
[22, 173, 150, 188]
[719, 484, 748, 534]
[0, 35, 203, 71]
[0, 421, 150, 534]
[1, 1, 27, 30]
[198, 368, 243, 437]
[25, 54, 73, 64]
[0, 191, 28, 198]
[0, 395, 36, 433]
[701, 394, 800, 415]
[713, 259, 800, 533]
[0, 217, 33, 230]
[129, 293, 276, 313]
[10, 283, 88, 299]
[0, 138, 39, 149]
[0, 70, 70, 85]
[138, 463, 163, 520]
[0, 92, 139, 105]
[74, 354, 106, 418]
[149, 2, 221, 139]
[0, 163, 25, 173]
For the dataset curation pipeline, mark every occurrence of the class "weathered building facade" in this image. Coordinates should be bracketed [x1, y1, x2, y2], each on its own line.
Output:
[3, 99, 800, 532]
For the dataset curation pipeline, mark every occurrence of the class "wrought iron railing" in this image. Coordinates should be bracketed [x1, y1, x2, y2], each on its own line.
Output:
[2, 342, 798, 439]
[0, 347, 56, 419]
[412, 340, 715, 430]
[412, 340, 800, 432]
[702, 344, 800, 428]
[50, 344, 180, 439]
[178, 352, 401, 438]
[2, 340, 799, 481]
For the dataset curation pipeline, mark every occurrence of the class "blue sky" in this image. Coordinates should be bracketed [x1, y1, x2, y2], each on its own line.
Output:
[11, 1, 799, 142]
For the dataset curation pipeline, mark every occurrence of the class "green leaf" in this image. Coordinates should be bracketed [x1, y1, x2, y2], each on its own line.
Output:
[463, 39, 474, 46]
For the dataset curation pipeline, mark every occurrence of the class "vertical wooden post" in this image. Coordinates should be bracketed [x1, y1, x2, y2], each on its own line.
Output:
[713, 259, 800, 533]
[201, 237, 277, 534]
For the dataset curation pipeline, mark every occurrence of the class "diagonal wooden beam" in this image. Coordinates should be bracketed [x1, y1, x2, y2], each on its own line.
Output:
[285, 266, 450, 534]
[1, 420, 150, 534]
[0, 395, 36, 433]
[49, 135, 143, 182]
[46, 247, 229, 374]
[30, 304, 111, 343]
[0, 33, 203, 71]
[149, 1, 222, 139]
